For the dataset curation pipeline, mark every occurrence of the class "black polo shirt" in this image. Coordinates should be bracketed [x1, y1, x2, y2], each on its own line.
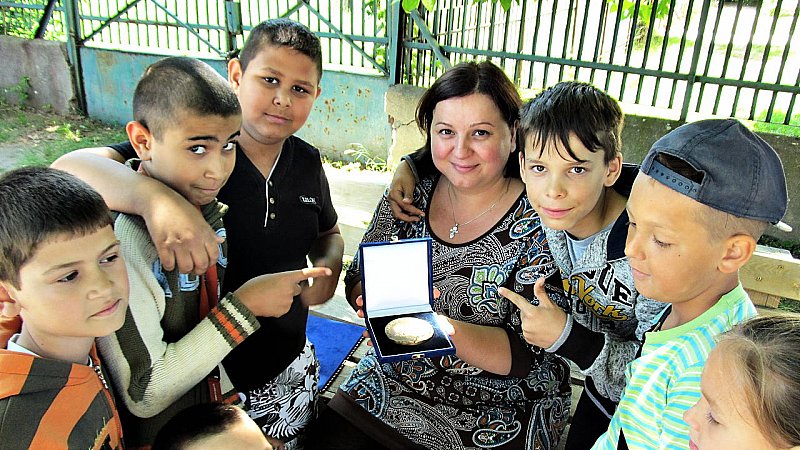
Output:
[109, 136, 338, 389]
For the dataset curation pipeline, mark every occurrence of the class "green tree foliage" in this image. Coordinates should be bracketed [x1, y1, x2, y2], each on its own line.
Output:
[0, 0, 64, 40]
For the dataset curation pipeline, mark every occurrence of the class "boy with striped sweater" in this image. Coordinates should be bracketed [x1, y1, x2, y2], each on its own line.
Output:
[0, 167, 127, 449]
[90, 56, 330, 448]
[592, 119, 789, 449]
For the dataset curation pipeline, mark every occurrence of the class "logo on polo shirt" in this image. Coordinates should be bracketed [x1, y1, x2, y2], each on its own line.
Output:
[299, 195, 317, 205]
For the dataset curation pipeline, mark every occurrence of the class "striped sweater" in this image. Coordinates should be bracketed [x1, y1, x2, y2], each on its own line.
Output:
[0, 346, 123, 449]
[98, 200, 260, 448]
[592, 283, 757, 450]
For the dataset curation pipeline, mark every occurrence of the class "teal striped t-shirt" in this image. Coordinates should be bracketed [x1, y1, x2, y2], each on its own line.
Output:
[592, 283, 757, 450]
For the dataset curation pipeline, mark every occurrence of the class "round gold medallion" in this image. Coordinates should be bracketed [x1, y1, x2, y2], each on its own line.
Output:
[384, 317, 434, 346]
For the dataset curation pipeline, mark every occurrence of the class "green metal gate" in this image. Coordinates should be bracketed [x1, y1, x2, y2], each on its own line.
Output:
[3, 0, 799, 129]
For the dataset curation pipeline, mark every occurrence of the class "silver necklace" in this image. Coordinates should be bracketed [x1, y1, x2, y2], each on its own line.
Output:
[446, 179, 509, 239]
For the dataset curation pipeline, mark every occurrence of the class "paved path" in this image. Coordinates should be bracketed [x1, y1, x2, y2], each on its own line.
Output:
[308, 166, 389, 325]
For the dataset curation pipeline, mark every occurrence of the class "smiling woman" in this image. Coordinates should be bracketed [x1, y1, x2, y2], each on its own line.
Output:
[307, 61, 571, 450]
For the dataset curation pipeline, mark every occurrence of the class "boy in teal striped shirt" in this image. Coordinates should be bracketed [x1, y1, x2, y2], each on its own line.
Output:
[592, 119, 789, 450]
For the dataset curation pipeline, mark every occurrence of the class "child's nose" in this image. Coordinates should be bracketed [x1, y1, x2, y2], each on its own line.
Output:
[624, 228, 642, 260]
[88, 268, 115, 300]
[205, 156, 227, 180]
[545, 176, 566, 199]
[273, 88, 291, 108]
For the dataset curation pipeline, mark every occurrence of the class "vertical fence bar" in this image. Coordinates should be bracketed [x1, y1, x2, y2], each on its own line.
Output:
[619, 0, 642, 102]
[680, 0, 712, 122]
[713, 0, 743, 115]
[590, 0, 607, 85]
[635, 0, 659, 104]
[513, 0, 527, 86]
[767, 4, 798, 124]
[749, 0, 783, 120]
[697, 0, 722, 111]
[575, 0, 590, 81]
[225, 0, 242, 54]
[605, 0, 624, 92]
[527, 0, 544, 89]
[388, 0, 402, 84]
[668, 0, 694, 109]
[730, 0, 763, 118]
[62, 0, 85, 112]
[652, 0, 677, 107]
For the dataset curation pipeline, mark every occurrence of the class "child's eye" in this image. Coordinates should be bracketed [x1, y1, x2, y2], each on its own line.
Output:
[626, 220, 636, 229]
[437, 129, 454, 136]
[292, 85, 309, 94]
[263, 77, 278, 84]
[570, 167, 587, 174]
[529, 165, 546, 173]
[473, 129, 491, 137]
[58, 271, 79, 283]
[222, 142, 236, 151]
[652, 236, 670, 248]
[100, 254, 119, 264]
[189, 145, 207, 155]
[705, 411, 719, 425]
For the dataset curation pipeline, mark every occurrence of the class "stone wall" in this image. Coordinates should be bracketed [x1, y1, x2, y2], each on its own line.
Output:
[0, 36, 74, 113]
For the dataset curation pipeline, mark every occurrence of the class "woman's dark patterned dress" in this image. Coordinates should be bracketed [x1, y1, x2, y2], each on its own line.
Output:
[339, 175, 571, 450]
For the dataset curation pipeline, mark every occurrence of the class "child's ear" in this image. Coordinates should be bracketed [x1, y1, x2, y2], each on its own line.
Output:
[603, 153, 624, 187]
[126, 121, 154, 161]
[518, 151, 526, 182]
[717, 234, 757, 273]
[510, 120, 519, 151]
[314, 84, 322, 101]
[0, 282, 21, 318]
[227, 58, 243, 93]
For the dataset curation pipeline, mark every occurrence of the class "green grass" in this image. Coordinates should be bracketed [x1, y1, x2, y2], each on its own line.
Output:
[0, 102, 127, 168]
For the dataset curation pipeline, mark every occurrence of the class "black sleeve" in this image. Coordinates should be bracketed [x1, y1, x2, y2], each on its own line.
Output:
[555, 320, 605, 370]
[406, 146, 436, 179]
[108, 141, 137, 161]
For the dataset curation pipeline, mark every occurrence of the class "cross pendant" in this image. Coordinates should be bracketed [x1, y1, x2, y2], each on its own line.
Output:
[449, 223, 459, 239]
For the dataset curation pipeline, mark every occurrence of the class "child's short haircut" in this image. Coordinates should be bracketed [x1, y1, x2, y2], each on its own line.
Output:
[0, 167, 112, 287]
[640, 119, 788, 240]
[151, 403, 248, 450]
[717, 314, 800, 448]
[520, 81, 623, 164]
[133, 56, 241, 139]
[238, 18, 323, 79]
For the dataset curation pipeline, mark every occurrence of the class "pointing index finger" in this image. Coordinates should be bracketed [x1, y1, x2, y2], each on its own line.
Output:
[498, 287, 533, 311]
[299, 267, 333, 280]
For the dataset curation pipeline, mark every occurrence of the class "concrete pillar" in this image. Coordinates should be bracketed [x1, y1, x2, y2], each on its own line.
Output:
[384, 84, 426, 168]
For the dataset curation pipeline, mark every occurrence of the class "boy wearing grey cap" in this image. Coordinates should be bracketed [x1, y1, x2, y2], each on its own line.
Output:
[591, 119, 789, 450]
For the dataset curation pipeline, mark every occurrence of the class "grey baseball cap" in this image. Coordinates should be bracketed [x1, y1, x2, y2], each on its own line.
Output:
[641, 119, 790, 231]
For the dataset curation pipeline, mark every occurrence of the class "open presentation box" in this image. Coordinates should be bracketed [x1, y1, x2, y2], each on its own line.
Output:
[359, 238, 456, 363]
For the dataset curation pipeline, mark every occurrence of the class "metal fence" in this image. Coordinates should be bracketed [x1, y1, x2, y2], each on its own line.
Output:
[0, 0, 390, 72]
[2, 0, 799, 128]
[405, 0, 800, 125]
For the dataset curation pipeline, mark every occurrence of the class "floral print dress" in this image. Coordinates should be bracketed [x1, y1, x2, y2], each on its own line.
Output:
[338, 174, 571, 450]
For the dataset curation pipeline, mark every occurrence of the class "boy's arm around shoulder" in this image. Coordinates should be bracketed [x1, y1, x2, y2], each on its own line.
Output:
[51, 147, 222, 275]
[97, 214, 261, 418]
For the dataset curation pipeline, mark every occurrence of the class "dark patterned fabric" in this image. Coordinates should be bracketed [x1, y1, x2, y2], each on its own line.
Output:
[339, 175, 571, 450]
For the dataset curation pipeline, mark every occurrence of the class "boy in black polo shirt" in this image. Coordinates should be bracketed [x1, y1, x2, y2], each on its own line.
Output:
[53, 20, 343, 450]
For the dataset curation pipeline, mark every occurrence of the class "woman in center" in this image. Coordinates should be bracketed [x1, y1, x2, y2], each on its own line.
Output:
[312, 61, 571, 450]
